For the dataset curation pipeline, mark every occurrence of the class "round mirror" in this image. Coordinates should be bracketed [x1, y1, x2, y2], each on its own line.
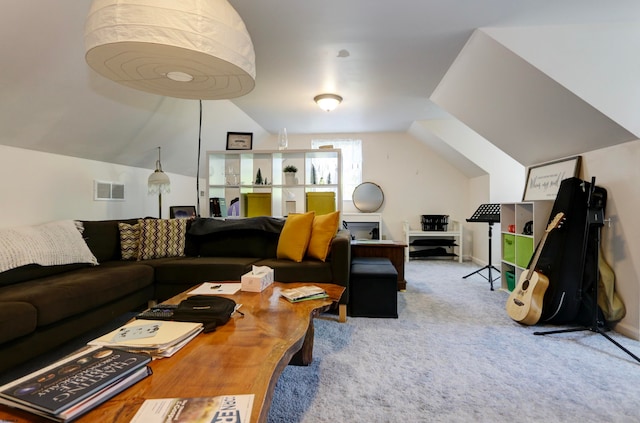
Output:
[352, 182, 384, 212]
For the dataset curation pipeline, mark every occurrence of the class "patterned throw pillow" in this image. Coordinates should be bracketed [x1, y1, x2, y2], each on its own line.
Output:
[137, 219, 187, 260]
[118, 222, 140, 260]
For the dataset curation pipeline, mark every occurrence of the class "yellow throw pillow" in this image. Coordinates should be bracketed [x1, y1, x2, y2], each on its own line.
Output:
[306, 211, 340, 261]
[276, 211, 315, 262]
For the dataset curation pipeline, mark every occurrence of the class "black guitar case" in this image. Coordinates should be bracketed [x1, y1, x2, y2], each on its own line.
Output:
[535, 177, 607, 325]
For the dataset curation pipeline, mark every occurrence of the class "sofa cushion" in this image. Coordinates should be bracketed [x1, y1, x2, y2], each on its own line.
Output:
[0, 263, 91, 287]
[306, 211, 340, 262]
[276, 212, 315, 262]
[81, 218, 140, 262]
[253, 258, 333, 283]
[138, 218, 187, 260]
[0, 262, 154, 326]
[151, 256, 261, 284]
[119, 222, 141, 260]
[193, 230, 279, 258]
[0, 302, 37, 344]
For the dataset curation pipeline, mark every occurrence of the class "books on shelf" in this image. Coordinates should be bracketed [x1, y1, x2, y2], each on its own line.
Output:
[280, 285, 329, 303]
[88, 320, 203, 358]
[130, 394, 254, 423]
[0, 346, 151, 422]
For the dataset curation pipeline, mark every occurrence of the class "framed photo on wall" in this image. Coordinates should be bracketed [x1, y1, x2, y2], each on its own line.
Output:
[522, 156, 581, 201]
[226, 132, 253, 150]
[169, 206, 197, 219]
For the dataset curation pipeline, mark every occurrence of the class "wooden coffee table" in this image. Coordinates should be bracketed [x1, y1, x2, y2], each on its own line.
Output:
[0, 282, 345, 423]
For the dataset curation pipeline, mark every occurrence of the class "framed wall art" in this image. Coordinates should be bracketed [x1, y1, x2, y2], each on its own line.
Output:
[226, 132, 253, 150]
[169, 206, 197, 219]
[522, 156, 581, 201]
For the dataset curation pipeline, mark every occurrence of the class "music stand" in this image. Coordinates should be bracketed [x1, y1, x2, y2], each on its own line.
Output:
[463, 203, 501, 290]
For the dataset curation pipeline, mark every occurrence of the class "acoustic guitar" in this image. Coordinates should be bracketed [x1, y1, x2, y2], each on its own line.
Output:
[505, 212, 565, 325]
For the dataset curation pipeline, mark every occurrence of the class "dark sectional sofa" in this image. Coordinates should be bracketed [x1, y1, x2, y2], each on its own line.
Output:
[0, 217, 350, 373]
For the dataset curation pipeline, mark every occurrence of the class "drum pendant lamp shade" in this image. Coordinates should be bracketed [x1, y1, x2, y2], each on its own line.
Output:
[84, 0, 256, 99]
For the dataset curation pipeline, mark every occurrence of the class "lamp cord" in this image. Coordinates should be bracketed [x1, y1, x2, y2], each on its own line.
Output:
[196, 100, 202, 217]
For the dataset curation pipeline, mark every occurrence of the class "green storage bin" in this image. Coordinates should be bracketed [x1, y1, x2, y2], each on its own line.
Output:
[515, 236, 534, 268]
[245, 193, 272, 217]
[502, 234, 515, 263]
[505, 271, 516, 292]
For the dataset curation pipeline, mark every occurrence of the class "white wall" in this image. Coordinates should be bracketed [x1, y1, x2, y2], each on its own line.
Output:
[256, 131, 472, 256]
[0, 145, 199, 227]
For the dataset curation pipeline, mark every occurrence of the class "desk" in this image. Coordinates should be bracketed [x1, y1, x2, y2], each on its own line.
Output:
[0, 282, 345, 423]
[351, 240, 407, 290]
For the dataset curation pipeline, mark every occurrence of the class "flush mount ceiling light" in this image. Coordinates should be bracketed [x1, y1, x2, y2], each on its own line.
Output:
[314, 94, 343, 112]
[84, 0, 256, 100]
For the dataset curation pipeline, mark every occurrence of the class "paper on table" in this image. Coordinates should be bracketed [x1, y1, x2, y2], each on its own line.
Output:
[187, 282, 241, 296]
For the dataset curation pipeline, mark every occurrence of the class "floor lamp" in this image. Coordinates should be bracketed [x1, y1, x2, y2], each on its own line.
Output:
[148, 147, 171, 218]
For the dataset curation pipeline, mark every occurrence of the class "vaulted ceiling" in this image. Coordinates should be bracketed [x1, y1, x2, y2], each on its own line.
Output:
[1, 1, 639, 177]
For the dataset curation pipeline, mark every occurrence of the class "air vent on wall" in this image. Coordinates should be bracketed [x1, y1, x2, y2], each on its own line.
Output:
[94, 181, 125, 201]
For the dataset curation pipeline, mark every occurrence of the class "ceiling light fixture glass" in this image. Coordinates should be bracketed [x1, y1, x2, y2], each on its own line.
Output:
[84, 0, 256, 100]
[314, 94, 343, 112]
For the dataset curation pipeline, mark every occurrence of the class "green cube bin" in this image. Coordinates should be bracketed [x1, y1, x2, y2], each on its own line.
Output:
[502, 234, 515, 263]
[505, 271, 516, 291]
[515, 236, 534, 268]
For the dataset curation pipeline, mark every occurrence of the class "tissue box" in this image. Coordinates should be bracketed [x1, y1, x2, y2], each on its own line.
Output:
[241, 268, 274, 292]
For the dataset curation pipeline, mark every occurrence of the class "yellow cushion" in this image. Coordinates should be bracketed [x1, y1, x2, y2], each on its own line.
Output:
[276, 211, 315, 262]
[307, 211, 340, 261]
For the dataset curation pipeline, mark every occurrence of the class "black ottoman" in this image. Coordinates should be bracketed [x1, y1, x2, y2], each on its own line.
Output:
[349, 257, 398, 318]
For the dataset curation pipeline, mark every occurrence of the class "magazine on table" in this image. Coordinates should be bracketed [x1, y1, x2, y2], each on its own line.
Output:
[0, 346, 151, 422]
[129, 394, 254, 423]
[280, 285, 329, 302]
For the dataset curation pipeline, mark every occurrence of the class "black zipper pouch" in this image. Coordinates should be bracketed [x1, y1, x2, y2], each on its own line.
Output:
[172, 295, 238, 333]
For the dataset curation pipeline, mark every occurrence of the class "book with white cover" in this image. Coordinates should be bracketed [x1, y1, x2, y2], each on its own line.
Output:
[88, 320, 202, 350]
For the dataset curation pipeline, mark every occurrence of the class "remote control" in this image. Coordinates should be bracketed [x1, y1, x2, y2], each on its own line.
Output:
[135, 303, 178, 321]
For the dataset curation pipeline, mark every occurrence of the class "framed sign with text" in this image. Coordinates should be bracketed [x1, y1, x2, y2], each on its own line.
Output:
[522, 156, 581, 201]
[226, 132, 253, 150]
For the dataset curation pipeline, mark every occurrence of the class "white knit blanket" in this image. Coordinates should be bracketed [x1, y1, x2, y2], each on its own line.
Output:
[0, 220, 98, 273]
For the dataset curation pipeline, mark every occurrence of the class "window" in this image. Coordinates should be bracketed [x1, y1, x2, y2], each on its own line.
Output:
[311, 139, 362, 200]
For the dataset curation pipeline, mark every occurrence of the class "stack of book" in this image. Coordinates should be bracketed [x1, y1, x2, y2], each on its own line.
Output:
[88, 320, 203, 359]
[280, 285, 329, 303]
[0, 346, 151, 422]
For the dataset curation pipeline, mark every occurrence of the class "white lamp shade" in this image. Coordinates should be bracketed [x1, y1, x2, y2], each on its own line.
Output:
[314, 94, 342, 112]
[148, 171, 171, 194]
[84, 0, 256, 99]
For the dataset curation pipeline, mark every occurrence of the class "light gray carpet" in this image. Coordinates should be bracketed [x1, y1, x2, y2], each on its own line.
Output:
[268, 260, 640, 423]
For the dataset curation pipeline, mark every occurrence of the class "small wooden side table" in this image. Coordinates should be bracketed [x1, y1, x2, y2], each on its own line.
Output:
[350, 240, 408, 290]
